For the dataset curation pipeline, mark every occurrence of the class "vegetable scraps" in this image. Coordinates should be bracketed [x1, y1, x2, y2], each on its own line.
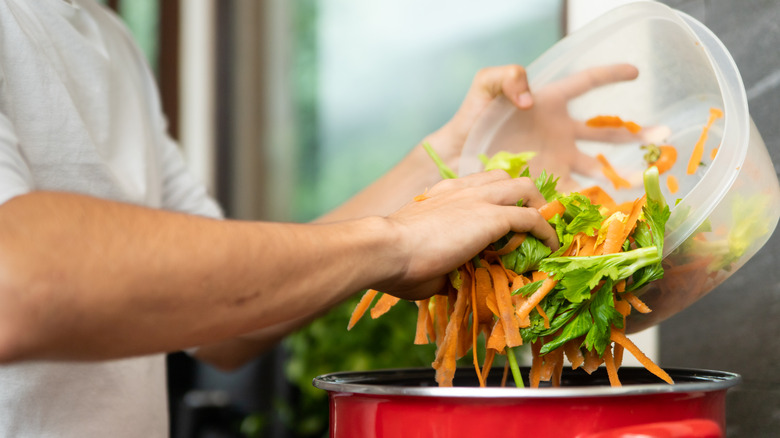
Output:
[586, 115, 642, 134]
[687, 108, 724, 175]
[349, 145, 673, 389]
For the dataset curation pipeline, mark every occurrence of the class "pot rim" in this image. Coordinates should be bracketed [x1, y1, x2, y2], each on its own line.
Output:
[312, 367, 741, 399]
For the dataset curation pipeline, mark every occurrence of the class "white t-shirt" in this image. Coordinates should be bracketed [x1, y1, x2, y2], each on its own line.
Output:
[0, 0, 222, 436]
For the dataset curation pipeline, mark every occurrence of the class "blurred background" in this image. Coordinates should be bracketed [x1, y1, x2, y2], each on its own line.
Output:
[98, 0, 778, 437]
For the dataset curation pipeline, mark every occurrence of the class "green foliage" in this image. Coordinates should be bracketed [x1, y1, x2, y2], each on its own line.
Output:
[282, 293, 435, 437]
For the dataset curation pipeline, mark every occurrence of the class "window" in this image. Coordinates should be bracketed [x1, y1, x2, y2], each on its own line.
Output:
[293, 0, 565, 220]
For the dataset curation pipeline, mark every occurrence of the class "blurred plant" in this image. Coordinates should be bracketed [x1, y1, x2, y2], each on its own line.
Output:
[281, 292, 435, 437]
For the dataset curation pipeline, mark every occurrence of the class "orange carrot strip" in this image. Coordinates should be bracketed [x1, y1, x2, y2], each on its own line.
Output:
[531, 270, 548, 282]
[489, 264, 523, 348]
[710, 147, 719, 160]
[500, 360, 510, 388]
[597, 153, 631, 190]
[578, 233, 598, 257]
[347, 289, 379, 330]
[425, 303, 437, 344]
[434, 295, 449, 348]
[614, 343, 625, 368]
[618, 195, 646, 245]
[552, 348, 564, 387]
[615, 298, 631, 317]
[601, 215, 626, 256]
[623, 121, 642, 134]
[687, 107, 724, 175]
[470, 271, 485, 387]
[530, 341, 542, 388]
[515, 277, 558, 322]
[413, 189, 430, 202]
[414, 298, 431, 344]
[582, 347, 604, 374]
[457, 301, 472, 359]
[564, 338, 585, 370]
[580, 185, 617, 213]
[586, 115, 642, 133]
[654, 145, 678, 174]
[610, 328, 674, 384]
[481, 348, 496, 383]
[622, 291, 652, 313]
[486, 318, 506, 353]
[433, 277, 470, 387]
[539, 200, 565, 221]
[604, 344, 622, 387]
[536, 304, 550, 329]
[667, 175, 679, 194]
[370, 293, 401, 319]
[539, 344, 564, 387]
[485, 233, 526, 256]
[474, 267, 495, 324]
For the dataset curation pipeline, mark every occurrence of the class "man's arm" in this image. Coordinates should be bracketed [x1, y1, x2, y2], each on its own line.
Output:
[0, 173, 555, 364]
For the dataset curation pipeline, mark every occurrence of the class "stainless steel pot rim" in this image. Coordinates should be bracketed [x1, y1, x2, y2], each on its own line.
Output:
[312, 367, 741, 398]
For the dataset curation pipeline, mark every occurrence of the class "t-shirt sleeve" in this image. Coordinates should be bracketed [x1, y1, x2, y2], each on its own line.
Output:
[0, 110, 34, 205]
[158, 131, 224, 220]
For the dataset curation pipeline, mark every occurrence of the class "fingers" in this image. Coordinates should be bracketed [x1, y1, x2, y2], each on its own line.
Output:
[509, 207, 559, 251]
[427, 170, 547, 209]
[553, 64, 639, 100]
[472, 65, 533, 109]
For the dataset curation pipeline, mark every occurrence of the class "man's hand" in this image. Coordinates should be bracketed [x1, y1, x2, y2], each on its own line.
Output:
[373, 170, 558, 301]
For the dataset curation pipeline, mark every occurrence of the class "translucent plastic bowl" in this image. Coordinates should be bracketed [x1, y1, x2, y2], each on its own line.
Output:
[460, 1, 780, 332]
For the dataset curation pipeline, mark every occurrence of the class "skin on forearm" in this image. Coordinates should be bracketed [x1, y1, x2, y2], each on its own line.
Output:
[0, 191, 400, 363]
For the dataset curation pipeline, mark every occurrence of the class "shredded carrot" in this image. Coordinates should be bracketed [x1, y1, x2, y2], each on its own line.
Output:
[596, 153, 631, 189]
[539, 345, 564, 386]
[604, 344, 622, 387]
[622, 291, 652, 313]
[610, 328, 673, 384]
[486, 319, 506, 352]
[666, 175, 679, 194]
[515, 277, 558, 322]
[485, 233, 526, 256]
[563, 338, 585, 370]
[348, 289, 379, 330]
[500, 361, 510, 387]
[433, 273, 471, 387]
[413, 189, 430, 202]
[489, 264, 523, 347]
[529, 341, 542, 388]
[536, 304, 550, 329]
[580, 185, 617, 213]
[470, 271, 485, 387]
[643, 144, 678, 174]
[710, 147, 719, 160]
[414, 298, 431, 344]
[582, 347, 603, 374]
[481, 348, 496, 382]
[433, 295, 448, 348]
[370, 293, 401, 319]
[601, 215, 626, 255]
[687, 107, 724, 175]
[539, 200, 565, 221]
[474, 267, 494, 325]
[618, 195, 646, 245]
[586, 115, 642, 133]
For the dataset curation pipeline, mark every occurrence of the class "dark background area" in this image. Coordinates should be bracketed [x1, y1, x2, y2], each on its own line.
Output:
[657, 1, 780, 437]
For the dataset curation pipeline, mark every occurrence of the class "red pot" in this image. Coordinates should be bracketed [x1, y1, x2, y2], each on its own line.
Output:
[312, 367, 740, 438]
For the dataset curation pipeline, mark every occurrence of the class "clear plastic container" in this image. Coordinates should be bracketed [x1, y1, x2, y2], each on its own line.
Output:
[460, 1, 780, 331]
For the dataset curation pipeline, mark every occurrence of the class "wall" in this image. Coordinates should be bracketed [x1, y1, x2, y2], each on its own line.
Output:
[657, 1, 780, 437]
